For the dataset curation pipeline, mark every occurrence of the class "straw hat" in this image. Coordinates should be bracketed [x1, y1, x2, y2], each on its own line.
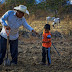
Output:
[14, 5, 29, 15]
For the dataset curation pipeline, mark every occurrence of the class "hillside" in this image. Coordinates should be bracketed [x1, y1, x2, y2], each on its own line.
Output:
[0, 1, 72, 71]
[0, 19, 72, 72]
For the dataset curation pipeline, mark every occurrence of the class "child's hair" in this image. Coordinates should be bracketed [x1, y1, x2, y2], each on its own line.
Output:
[44, 24, 50, 30]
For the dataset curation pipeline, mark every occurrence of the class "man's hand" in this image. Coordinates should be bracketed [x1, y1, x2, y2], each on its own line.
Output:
[4, 26, 11, 30]
[32, 30, 40, 37]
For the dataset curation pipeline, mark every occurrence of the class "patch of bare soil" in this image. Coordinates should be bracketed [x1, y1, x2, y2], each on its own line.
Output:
[0, 34, 72, 72]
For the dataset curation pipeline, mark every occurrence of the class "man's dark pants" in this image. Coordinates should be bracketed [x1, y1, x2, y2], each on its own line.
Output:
[0, 36, 18, 65]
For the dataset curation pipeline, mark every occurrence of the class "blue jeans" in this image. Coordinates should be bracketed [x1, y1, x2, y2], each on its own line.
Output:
[0, 36, 18, 65]
[42, 47, 51, 65]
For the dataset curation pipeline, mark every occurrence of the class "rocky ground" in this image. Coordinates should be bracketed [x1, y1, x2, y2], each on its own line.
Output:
[0, 31, 72, 72]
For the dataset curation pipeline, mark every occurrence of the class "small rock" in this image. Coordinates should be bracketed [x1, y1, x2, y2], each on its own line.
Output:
[60, 41, 63, 44]
[71, 59, 72, 62]
[18, 48, 23, 53]
[32, 62, 36, 66]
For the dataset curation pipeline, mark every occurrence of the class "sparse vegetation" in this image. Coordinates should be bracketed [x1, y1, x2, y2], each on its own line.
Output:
[0, 0, 72, 72]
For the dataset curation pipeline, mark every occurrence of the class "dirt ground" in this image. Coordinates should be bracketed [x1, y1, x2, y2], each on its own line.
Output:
[0, 33, 72, 72]
[0, 19, 72, 72]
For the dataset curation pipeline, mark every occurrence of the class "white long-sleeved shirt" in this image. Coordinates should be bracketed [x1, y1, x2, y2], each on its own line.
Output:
[0, 10, 34, 40]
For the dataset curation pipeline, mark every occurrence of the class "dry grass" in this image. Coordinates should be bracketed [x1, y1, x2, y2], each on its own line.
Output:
[26, 19, 72, 35]
[0, 19, 72, 35]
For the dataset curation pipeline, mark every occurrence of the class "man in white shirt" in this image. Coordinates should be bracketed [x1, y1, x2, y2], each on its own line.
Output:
[0, 5, 38, 65]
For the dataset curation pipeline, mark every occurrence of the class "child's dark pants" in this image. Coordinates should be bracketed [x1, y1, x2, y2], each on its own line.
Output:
[42, 47, 51, 65]
[0, 36, 18, 65]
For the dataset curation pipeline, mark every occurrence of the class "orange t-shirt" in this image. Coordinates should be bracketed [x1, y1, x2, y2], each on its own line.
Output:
[42, 31, 51, 48]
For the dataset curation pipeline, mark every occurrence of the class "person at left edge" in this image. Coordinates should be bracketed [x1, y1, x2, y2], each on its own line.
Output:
[0, 5, 38, 65]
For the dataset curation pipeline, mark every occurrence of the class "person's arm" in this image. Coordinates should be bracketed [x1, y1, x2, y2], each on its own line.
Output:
[22, 18, 33, 31]
[1, 10, 11, 30]
[22, 18, 39, 35]
[1, 10, 11, 26]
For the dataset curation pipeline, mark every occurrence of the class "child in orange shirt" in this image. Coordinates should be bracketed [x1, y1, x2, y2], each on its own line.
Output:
[40, 24, 51, 66]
